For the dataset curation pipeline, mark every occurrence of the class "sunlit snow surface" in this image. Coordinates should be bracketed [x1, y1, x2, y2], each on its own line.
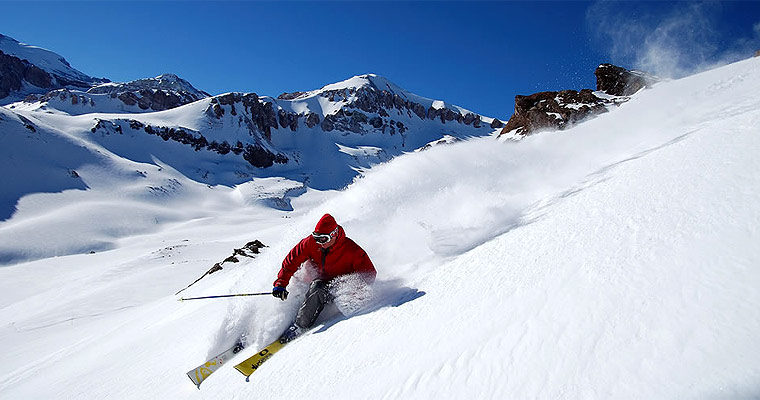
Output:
[1, 58, 759, 399]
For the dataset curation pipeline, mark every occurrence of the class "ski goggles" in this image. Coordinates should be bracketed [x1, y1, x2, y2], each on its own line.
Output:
[312, 227, 339, 244]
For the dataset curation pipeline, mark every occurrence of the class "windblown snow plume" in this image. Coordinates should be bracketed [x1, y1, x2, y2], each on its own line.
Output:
[588, 1, 760, 78]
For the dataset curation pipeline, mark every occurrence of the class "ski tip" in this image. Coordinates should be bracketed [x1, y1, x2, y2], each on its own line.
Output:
[186, 372, 203, 389]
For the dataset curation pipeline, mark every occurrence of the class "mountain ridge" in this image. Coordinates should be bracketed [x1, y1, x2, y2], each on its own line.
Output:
[0, 34, 108, 102]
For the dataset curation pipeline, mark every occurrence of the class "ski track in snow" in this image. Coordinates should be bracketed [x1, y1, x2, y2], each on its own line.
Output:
[0, 57, 759, 399]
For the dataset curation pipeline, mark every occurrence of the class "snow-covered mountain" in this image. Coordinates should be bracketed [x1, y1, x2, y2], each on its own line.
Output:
[2, 70, 500, 246]
[0, 34, 108, 102]
[0, 36, 504, 269]
[1, 33, 207, 113]
[11, 73, 211, 115]
[2, 38, 759, 399]
[2, 34, 501, 209]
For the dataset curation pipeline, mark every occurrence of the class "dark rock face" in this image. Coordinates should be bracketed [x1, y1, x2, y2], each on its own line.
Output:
[208, 92, 280, 140]
[87, 74, 209, 112]
[500, 89, 610, 136]
[315, 83, 486, 135]
[0, 50, 53, 99]
[37, 88, 96, 107]
[256, 80, 490, 139]
[595, 64, 657, 96]
[305, 112, 320, 128]
[118, 91, 139, 106]
[17, 72, 202, 112]
[427, 106, 460, 124]
[88, 89, 292, 169]
[278, 109, 298, 131]
[321, 115, 335, 132]
[90, 116, 288, 169]
[17, 114, 37, 132]
[205, 92, 292, 166]
[1, 42, 106, 102]
[243, 144, 288, 168]
[277, 91, 307, 100]
[754, 49, 760, 58]
[500, 64, 656, 137]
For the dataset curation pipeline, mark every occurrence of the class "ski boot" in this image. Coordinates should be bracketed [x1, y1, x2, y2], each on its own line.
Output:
[278, 324, 302, 344]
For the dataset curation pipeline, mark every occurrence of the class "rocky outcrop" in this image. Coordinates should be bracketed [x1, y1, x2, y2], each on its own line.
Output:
[20, 77, 205, 112]
[500, 64, 657, 137]
[595, 64, 657, 97]
[0, 50, 54, 99]
[1, 32, 108, 102]
[34, 88, 96, 107]
[175, 240, 267, 296]
[305, 112, 320, 128]
[755, 49, 760, 58]
[315, 82, 487, 135]
[500, 90, 609, 136]
[242, 144, 288, 168]
[207, 92, 283, 139]
[8, 63, 200, 112]
[87, 74, 209, 111]
[90, 116, 288, 169]
[277, 91, 307, 100]
[416, 135, 460, 152]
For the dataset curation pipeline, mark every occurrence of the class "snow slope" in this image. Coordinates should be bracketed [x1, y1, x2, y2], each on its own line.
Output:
[1, 57, 759, 399]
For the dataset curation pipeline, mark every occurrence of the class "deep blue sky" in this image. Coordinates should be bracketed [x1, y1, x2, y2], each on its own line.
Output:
[2, 1, 759, 119]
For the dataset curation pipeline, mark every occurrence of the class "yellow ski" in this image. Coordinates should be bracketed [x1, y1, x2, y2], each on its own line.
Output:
[234, 339, 287, 378]
[187, 341, 245, 388]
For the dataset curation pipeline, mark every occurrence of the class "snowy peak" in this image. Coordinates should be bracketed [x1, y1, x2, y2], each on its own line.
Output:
[88, 73, 210, 99]
[318, 74, 408, 97]
[280, 73, 463, 113]
[278, 74, 404, 100]
[0, 33, 105, 89]
[79, 73, 211, 112]
[274, 73, 504, 134]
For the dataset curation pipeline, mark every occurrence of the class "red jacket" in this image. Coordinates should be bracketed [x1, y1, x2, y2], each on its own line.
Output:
[274, 226, 376, 288]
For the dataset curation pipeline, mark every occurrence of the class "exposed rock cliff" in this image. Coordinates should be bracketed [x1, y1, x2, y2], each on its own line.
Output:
[595, 64, 658, 97]
[87, 74, 210, 111]
[500, 64, 658, 137]
[0, 34, 107, 102]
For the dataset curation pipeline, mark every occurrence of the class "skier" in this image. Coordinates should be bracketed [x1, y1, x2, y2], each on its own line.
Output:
[272, 213, 376, 342]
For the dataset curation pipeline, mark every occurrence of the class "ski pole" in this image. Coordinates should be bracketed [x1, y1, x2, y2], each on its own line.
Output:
[178, 292, 271, 301]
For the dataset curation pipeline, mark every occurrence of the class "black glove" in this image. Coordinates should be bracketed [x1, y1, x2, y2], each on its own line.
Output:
[272, 286, 288, 301]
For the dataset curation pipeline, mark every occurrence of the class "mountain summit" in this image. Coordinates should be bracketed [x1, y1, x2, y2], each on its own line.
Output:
[88, 73, 209, 98]
[0, 34, 107, 102]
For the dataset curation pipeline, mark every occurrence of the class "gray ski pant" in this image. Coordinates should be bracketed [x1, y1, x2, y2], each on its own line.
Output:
[294, 279, 334, 329]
